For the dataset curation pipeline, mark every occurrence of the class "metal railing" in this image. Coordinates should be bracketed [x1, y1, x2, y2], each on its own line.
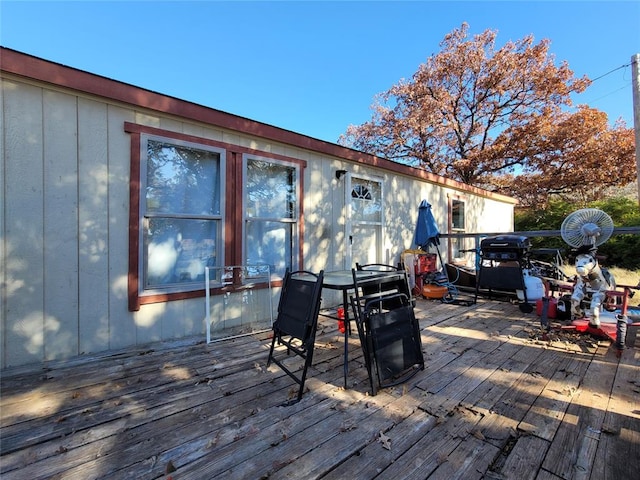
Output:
[440, 226, 640, 252]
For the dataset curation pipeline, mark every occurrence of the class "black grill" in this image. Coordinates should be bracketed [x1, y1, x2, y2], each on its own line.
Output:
[480, 235, 531, 261]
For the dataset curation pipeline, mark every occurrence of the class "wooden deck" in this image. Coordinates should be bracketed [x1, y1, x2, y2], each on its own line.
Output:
[1, 298, 638, 480]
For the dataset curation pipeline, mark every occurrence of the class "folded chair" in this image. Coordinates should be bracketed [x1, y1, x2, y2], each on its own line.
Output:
[266, 269, 324, 405]
[351, 269, 424, 396]
[355, 262, 414, 309]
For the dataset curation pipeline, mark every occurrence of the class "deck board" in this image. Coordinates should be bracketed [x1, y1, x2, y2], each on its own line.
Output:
[1, 298, 638, 479]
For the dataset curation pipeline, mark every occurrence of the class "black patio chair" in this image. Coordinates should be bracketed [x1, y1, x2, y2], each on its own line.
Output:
[266, 269, 324, 405]
[355, 262, 413, 309]
[350, 269, 424, 396]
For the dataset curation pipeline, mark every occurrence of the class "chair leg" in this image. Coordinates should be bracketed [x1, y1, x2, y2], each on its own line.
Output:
[295, 341, 315, 402]
[266, 333, 278, 367]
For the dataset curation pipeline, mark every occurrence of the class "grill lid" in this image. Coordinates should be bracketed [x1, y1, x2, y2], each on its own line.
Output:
[480, 235, 531, 260]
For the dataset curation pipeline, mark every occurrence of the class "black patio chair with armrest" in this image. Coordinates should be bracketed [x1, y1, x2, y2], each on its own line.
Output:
[266, 269, 324, 405]
[350, 269, 424, 396]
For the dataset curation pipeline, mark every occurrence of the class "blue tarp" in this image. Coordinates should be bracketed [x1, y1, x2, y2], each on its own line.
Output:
[413, 200, 440, 249]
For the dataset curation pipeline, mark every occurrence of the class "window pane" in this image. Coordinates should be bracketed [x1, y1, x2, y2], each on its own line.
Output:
[246, 160, 296, 219]
[351, 179, 382, 223]
[452, 200, 465, 230]
[245, 220, 292, 276]
[146, 140, 221, 216]
[145, 217, 218, 288]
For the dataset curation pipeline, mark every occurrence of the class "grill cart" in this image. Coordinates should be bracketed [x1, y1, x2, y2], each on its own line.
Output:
[475, 235, 544, 313]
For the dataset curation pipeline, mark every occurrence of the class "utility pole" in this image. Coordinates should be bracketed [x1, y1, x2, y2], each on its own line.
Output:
[633, 54, 640, 205]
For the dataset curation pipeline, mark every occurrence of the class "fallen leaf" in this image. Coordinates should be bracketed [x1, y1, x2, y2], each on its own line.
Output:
[378, 431, 392, 450]
[340, 421, 357, 432]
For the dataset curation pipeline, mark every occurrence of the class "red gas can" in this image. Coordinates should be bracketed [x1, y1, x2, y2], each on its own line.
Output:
[536, 297, 557, 319]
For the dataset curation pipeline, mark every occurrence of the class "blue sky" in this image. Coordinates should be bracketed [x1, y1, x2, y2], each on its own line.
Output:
[1, 1, 639, 143]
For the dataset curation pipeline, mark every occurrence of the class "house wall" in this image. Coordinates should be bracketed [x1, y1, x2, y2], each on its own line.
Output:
[1, 53, 516, 370]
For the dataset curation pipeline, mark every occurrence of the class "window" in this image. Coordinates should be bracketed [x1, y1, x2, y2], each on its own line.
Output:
[141, 135, 224, 293]
[126, 122, 305, 310]
[450, 198, 466, 260]
[244, 156, 299, 277]
[452, 199, 465, 230]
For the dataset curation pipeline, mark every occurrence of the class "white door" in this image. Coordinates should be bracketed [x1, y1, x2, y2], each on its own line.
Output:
[346, 174, 383, 266]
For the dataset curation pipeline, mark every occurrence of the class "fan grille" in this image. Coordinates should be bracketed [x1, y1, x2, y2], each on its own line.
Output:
[560, 208, 614, 248]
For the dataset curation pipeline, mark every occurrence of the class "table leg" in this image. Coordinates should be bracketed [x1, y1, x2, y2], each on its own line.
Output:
[342, 289, 349, 389]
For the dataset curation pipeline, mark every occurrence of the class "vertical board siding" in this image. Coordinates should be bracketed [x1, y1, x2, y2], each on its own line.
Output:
[78, 97, 110, 354]
[0, 77, 7, 370]
[134, 301, 165, 344]
[0, 77, 5, 369]
[3, 81, 46, 368]
[385, 172, 418, 263]
[305, 155, 331, 272]
[43, 89, 80, 361]
[182, 296, 205, 337]
[161, 299, 185, 341]
[329, 162, 347, 274]
[106, 105, 135, 351]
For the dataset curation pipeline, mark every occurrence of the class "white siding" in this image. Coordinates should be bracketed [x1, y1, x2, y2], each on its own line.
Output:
[4, 81, 46, 366]
[77, 97, 110, 354]
[0, 75, 4, 369]
[106, 105, 135, 351]
[43, 89, 79, 360]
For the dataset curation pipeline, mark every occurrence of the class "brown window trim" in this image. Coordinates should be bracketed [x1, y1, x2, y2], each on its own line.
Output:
[125, 122, 305, 311]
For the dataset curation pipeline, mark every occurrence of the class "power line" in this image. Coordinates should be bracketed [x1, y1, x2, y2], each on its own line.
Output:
[590, 63, 631, 83]
[588, 84, 632, 105]
[574, 63, 633, 114]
